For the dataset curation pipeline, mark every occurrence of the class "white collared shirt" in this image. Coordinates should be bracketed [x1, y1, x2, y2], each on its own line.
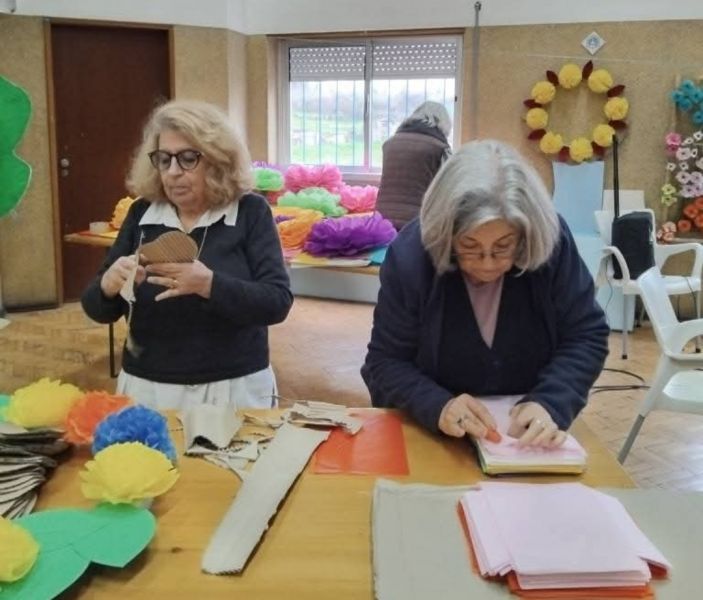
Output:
[138, 199, 240, 231]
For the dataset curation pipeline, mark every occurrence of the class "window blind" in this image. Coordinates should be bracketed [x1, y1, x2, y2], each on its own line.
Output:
[289, 45, 366, 81]
[372, 40, 458, 79]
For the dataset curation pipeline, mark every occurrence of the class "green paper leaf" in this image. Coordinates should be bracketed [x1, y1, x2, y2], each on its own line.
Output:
[0, 394, 9, 422]
[0, 75, 32, 218]
[0, 505, 156, 599]
[0, 546, 88, 600]
[72, 503, 156, 568]
[0, 77, 31, 152]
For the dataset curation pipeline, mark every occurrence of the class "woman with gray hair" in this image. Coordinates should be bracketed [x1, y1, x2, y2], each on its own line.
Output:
[362, 140, 608, 447]
[82, 99, 293, 410]
[375, 100, 452, 231]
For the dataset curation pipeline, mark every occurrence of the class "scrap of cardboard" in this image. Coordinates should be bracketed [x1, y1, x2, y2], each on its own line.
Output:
[140, 230, 198, 264]
[181, 405, 243, 453]
[286, 400, 363, 434]
[202, 423, 329, 574]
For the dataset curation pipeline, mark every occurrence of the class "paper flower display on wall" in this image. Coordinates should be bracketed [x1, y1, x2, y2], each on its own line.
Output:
[523, 61, 628, 163]
[660, 128, 703, 234]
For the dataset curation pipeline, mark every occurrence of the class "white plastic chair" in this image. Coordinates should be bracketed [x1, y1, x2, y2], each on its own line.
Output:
[594, 208, 702, 359]
[618, 267, 703, 463]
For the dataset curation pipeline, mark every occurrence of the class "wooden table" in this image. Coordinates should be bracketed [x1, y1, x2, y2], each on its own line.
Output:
[37, 410, 632, 599]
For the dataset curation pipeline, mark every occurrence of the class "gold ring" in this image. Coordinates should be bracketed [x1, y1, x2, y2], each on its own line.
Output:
[171, 278, 177, 289]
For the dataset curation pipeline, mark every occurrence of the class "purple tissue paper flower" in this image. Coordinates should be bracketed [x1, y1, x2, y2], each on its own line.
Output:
[304, 213, 396, 257]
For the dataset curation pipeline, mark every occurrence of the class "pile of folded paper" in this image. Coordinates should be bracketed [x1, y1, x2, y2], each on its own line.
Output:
[0, 423, 69, 518]
[460, 481, 671, 598]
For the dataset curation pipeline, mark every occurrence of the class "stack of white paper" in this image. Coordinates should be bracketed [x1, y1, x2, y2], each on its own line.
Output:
[474, 396, 587, 474]
[460, 482, 671, 590]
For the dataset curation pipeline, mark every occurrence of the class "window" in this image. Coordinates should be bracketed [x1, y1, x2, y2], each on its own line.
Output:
[279, 35, 462, 176]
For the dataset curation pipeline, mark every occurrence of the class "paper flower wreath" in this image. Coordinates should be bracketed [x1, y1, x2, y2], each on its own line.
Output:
[523, 61, 628, 163]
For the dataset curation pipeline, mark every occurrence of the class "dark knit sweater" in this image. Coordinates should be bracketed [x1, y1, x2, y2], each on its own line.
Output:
[361, 216, 609, 433]
[375, 122, 451, 231]
[81, 194, 293, 384]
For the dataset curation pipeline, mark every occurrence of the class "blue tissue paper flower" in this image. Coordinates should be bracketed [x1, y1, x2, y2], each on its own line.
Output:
[92, 405, 177, 461]
[677, 97, 694, 112]
[693, 110, 703, 126]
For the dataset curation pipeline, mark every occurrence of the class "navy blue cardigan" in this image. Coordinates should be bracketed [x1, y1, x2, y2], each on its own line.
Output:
[361, 217, 609, 433]
[82, 194, 292, 384]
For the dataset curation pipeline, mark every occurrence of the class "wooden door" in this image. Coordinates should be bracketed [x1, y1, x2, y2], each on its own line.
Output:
[51, 24, 171, 301]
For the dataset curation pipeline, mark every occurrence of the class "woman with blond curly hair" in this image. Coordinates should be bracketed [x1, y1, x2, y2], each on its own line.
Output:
[82, 100, 292, 410]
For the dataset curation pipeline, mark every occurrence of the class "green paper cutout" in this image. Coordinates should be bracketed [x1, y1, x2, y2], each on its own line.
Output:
[0, 394, 9, 422]
[0, 76, 32, 218]
[0, 504, 156, 599]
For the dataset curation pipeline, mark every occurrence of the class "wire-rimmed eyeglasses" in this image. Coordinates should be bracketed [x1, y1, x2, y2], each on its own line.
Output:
[453, 241, 520, 263]
[148, 149, 202, 172]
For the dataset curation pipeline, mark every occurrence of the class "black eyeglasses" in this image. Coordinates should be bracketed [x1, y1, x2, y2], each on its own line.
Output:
[148, 149, 202, 171]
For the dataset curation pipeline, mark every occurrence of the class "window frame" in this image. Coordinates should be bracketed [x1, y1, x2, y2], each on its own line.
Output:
[277, 33, 463, 184]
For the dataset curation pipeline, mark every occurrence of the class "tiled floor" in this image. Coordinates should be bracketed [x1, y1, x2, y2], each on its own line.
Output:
[1, 296, 702, 490]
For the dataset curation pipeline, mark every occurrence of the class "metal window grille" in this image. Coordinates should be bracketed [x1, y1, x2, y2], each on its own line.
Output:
[283, 36, 460, 172]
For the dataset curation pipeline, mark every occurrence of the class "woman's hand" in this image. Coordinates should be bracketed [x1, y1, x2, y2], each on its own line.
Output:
[507, 401, 567, 448]
[438, 393, 497, 438]
[100, 255, 145, 298]
[146, 259, 214, 301]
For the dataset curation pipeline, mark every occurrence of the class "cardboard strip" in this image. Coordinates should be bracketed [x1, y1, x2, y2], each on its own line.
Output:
[202, 423, 329, 574]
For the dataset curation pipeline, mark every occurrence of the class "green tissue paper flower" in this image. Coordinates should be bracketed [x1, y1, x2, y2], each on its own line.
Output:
[0, 76, 32, 218]
[278, 187, 346, 217]
[253, 167, 284, 192]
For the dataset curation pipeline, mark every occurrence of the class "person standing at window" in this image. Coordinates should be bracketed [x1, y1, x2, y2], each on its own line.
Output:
[362, 140, 608, 447]
[82, 100, 293, 410]
[375, 101, 452, 231]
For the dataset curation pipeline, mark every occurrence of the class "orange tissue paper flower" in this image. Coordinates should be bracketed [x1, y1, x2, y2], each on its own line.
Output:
[64, 391, 132, 445]
[683, 203, 700, 220]
[678, 219, 692, 233]
[273, 206, 324, 251]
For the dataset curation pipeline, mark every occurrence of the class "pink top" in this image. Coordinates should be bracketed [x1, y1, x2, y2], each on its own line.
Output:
[463, 275, 504, 348]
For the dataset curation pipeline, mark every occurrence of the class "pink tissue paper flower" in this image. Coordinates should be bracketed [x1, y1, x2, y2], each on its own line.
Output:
[284, 164, 343, 193]
[338, 184, 379, 213]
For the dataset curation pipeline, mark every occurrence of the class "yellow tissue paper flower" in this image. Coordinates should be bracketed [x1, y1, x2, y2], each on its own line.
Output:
[80, 442, 179, 504]
[558, 63, 582, 89]
[593, 124, 616, 147]
[531, 81, 556, 104]
[604, 97, 629, 121]
[0, 516, 39, 583]
[525, 108, 549, 130]
[6, 378, 83, 428]
[538, 131, 563, 154]
[588, 69, 613, 93]
[110, 196, 135, 230]
[569, 137, 594, 163]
